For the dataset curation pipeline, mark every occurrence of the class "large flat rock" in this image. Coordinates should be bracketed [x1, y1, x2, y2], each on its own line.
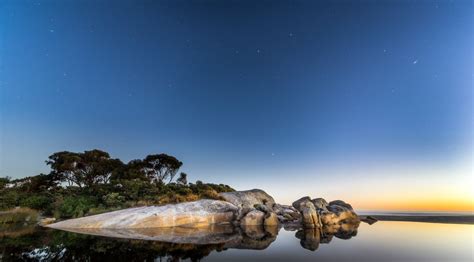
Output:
[47, 200, 238, 229]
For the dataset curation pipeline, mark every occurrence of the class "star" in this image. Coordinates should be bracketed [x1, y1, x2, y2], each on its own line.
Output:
[289, 32, 293, 37]
[413, 59, 418, 64]
[256, 49, 261, 53]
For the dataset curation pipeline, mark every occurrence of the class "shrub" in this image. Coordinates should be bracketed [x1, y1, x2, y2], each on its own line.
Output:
[57, 196, 98, 218]
[0, 190, 20, 210]
[19, 195, 52, 210]
[102, 193, 125, 207]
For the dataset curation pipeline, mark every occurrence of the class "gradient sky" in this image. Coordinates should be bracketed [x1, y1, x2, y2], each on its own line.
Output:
[1, 0, 472, 211]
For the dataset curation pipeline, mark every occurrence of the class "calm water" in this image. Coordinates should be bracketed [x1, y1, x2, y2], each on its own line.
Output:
[1, 221, 472, 261]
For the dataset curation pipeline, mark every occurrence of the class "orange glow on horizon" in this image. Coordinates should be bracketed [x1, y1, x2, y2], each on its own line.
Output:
[353, 197, 474, 212]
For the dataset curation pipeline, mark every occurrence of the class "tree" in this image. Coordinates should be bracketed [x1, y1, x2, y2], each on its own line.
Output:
[176, 172, 188, 185]
[46, 149, 123, 188]
[0, 176, 10, 190]
[46, 151, 83, 187]
[113, 159, 148, 182]
[142, 154, 183, 184]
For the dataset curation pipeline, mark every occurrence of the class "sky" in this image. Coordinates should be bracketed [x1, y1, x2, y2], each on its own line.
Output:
[0, 0, 472, 211]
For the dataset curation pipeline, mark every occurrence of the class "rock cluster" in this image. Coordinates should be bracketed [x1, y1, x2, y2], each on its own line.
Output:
[291, 196, 360, 230]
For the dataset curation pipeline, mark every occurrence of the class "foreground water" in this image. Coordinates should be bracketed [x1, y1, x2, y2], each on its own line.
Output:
[1, 221, 472, 261]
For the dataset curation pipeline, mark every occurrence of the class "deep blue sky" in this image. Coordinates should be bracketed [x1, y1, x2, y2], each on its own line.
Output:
[0, 1, 472, 206]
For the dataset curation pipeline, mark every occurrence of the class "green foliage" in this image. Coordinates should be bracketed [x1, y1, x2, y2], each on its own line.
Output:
[0, 176, 10, 189]
[19, 195, 52, 210]
[0, 149, 235, 219]
[0, 190, 20, 210]
[57, 196, 98, 218]
[102, 193, 125, 207]
[176, 172, 188, 185]
[142, 154, 183, 184]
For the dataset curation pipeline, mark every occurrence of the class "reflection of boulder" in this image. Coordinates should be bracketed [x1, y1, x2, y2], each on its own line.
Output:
[55, 224, 241, 244]
[322, 219, 360, 238]
[334, 221, 359, 239]
[320, 233, 333, 244]
[295, 228, 320, 251]
[241, 224, 266, 239]
[295, 221, 360, 250]
[225, 225, 279, 250]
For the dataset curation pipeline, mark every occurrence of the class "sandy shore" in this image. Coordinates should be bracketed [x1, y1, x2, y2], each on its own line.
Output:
[361, 215, 474, 225]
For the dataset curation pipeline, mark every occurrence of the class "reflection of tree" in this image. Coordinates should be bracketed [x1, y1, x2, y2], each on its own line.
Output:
[0, 228, 225, 261]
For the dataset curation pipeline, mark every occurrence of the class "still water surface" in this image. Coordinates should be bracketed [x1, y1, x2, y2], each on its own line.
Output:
[206, 222, 473, 262]
[1, 221, 472, 261]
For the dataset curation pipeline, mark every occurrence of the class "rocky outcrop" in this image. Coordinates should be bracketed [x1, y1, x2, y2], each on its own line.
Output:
[219, 189, 275, 211]
[321, 200, 360, 225]
[311, 198, 329, 211]
[47, 200, 238, 229]
[291, 196, 360, 231]
[292, 197, 320, 228]
[273, 203, 300, 222]
[359, 215, 378, 225]
[263, 212, 279, 226]
[240, 210, 265, 226]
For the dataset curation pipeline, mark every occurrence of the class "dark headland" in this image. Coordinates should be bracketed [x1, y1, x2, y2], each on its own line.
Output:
[360, 214, 474, 225]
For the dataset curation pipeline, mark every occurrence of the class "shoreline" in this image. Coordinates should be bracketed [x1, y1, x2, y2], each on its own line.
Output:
[361, 215, 474, 225]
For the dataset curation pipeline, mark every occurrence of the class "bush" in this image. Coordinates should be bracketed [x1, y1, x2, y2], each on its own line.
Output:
[57, 196, 98, 218]
[102, 193, 125, 207]
[0, 190, 20, 210]
[19, 195, 52, 210]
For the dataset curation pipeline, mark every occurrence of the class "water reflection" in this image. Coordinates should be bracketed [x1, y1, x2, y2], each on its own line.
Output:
[0, 221, 360, 261]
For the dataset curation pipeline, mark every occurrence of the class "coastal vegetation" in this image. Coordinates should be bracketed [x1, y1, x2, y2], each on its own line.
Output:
[0, 149, 234, 219]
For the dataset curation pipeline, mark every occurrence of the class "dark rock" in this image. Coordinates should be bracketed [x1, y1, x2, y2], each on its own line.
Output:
[311, 198, 329, 211]
[360, 215, 378, 225]
[292, 196, 312, 210]
[219, 189, 276, 211]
